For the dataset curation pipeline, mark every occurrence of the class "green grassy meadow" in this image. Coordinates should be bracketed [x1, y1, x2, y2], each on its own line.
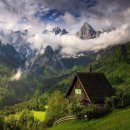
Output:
[48, 108, 130, 130]
[4, 110, 46, 123]
[33, 110, 46, 121]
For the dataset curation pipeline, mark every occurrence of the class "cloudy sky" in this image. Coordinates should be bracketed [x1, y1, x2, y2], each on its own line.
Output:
[0, 0, 130, 29]
[0, 0, 130, 56]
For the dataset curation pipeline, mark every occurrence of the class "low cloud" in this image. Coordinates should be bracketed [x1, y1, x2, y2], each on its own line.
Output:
[10, 69, 22, 81]
[59, 12, 77, 25]
[27, 23, 130, 57]
[63, 24, 130, 56]
[0, 29, 10, 44]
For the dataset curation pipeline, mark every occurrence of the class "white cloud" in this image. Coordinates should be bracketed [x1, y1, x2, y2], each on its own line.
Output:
[0, 29, 10, 44]
[0, 0, 130, 58]
[10, 69, 22, 81]
[60, 12, 77, 25]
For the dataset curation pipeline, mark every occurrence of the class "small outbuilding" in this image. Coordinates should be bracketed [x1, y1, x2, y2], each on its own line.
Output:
[66, 72, 114, 105]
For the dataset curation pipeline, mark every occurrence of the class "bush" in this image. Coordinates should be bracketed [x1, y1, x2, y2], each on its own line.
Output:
[68, 98, 85, 118]
[4, 110, 40, 130]
[116, 86, 130, 107]
[0, 117, 4, 130]
[105, 96, 118, 108]
[43, 91, 69, 128]
[68, 98, 97, 119]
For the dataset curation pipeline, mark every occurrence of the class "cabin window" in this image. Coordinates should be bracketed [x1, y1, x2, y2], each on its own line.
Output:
[75, 89, 81, 94]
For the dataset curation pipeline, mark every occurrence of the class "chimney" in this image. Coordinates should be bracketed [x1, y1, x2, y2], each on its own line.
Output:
[89, 66, 92, 72]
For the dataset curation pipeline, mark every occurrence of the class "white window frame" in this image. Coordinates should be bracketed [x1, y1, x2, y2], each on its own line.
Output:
[75, 89, 81, 95]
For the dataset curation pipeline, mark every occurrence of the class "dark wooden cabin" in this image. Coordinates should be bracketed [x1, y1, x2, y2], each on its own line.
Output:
[66, 72, 114, 105]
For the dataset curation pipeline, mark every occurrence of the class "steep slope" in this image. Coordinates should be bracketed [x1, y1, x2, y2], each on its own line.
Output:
[92, 44, 130, 88]
[29, 46, 66, 75]
[51, 43, 130, 92]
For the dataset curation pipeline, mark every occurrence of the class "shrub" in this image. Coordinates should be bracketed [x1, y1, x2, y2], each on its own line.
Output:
[105, 96, 118, 108]
[116, 86, 130, 107]
[43, 91, 69, 128]
[68, 98, 85, 118]
[68, 98, 96, 119]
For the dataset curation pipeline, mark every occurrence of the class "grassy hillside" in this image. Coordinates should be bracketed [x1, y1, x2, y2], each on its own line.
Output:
[92, 44, 130, 89]
[48, 107, 130, 130]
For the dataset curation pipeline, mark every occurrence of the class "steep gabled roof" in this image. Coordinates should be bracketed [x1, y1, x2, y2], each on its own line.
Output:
[67, 72, 115, 103]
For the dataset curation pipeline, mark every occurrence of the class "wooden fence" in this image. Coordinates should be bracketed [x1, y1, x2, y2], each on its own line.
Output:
[53, 115, 77, 126]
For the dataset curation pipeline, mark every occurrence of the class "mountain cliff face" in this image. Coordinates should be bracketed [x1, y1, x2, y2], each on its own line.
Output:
[0, 29, 37, 66]
[29, 46, 66, 75]
[0, 42, 24, 68]
[9, 30, 36, 60]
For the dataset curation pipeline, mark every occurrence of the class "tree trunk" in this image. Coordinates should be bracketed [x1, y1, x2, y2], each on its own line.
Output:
[121, 98, 124, 107]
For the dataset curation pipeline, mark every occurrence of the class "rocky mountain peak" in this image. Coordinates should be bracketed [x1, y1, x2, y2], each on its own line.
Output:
[76, 22, 116, 40]
[83, 22, 93, 29]
[44, 45, 55, 59]
[52, 27, 62, 35]
[43, 27, 68, 35]
[52, 27, 68, 35]
[61, 28, 68, 35]
[76, 22, 96, 39]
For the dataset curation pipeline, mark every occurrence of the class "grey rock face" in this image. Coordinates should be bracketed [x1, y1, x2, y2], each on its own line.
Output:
[9, 30, 36, 61]
[76, 22, 96, 39]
